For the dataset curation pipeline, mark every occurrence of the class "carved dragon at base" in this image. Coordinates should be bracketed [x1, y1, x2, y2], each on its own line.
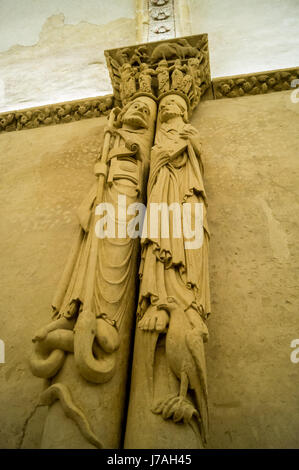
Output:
[30, 310, 120, 383]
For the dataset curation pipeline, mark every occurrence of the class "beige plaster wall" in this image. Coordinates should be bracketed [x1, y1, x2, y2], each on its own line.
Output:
[192, 89, 299, 448]
[189, 0, 299, 78]
[0, 0, 136, 112]
[0, 89, 298, 448]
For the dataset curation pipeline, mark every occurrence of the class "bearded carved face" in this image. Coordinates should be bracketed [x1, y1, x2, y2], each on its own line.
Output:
[122, 100, 150, 129]
[159, 96, 187, 123]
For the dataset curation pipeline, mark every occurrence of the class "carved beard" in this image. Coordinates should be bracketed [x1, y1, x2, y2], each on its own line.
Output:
[160, 111, 182, 123]
[123, 113, 149, 129]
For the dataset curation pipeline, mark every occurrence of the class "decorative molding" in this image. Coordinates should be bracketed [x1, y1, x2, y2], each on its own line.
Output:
[148, 0, 175, 41]
[0, 95, 114, 134]
[136, 0, 192, 43]
[1, 66, 298, 134]
[213, 67, 299, 99]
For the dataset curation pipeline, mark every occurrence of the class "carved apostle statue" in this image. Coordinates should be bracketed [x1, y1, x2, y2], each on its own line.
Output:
[125, 94, 210, 449]
[30, 96, 157, 449]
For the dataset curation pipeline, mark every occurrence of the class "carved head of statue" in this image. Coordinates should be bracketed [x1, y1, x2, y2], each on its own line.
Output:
[159, 95, 188, 123]
[121, 63, 133, 74]
[158, 60, 168, 69]
[118, 98, 151, 129]
[140, 63, 149, 71]
[188, 57, 200, 67]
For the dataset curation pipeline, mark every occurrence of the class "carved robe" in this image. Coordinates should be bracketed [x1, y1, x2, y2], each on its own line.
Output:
[31, 97, 157, 449]
[138, 118, 211, 320]
[52, 125, 150, 327]
[124, 95, 210, 449]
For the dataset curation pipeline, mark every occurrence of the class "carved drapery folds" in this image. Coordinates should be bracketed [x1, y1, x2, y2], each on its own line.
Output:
[30, 34, 211, 449]
[107, 34, 212, 449]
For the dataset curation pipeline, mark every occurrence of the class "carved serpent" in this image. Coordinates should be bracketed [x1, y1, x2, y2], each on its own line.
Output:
[30, 329, 73, 379]
[30, 313, 120, 383]
[74, 310, 119, 383]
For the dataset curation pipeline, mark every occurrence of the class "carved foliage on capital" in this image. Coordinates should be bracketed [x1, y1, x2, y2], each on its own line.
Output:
[105, 35, 211, 114]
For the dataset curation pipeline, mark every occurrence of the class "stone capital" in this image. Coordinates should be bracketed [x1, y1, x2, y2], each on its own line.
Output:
[105, 34, 211, 116]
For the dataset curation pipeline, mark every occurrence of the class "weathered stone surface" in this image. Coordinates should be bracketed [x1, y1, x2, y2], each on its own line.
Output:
[29, 96, 157, 449]
[125, 93, 210, 448]
[1, 66, 298, 135]
[0, 10, 136, 112]
[105, 34, 211, 111]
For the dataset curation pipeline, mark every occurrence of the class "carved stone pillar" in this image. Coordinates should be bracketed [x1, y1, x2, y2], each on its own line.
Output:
[30, 86, 157, 449]
[123, 36, 211, 449]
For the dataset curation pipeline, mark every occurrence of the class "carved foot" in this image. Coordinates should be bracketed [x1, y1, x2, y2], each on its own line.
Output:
[152, 394, 199, 424]
[138, 306, 169, 332]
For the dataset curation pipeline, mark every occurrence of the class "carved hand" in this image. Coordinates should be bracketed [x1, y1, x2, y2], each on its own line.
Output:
[138, 306, 169, 333]
[179, 131, 191, 140]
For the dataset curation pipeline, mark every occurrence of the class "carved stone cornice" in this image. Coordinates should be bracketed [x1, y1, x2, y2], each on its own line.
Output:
[213, 67, 299, 99]
[104, 34, 211, 115]
[0, 95, 114, 134]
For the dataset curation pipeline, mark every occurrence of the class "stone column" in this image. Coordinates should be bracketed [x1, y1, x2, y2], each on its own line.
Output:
[30, 88, 157, 449]
[124, 36, 212, 449]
